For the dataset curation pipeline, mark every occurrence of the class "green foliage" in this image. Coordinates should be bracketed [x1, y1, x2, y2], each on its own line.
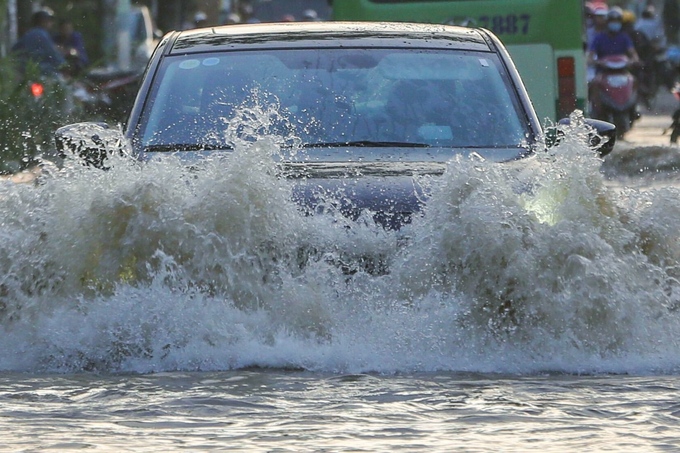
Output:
[0, 58, 79, 174]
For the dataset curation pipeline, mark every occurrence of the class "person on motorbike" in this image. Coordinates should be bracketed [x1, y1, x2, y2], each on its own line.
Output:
[587, 7, 641, 137]
[53, 19, 89, 74]
[623, 10, 653, 104]
[587, 7, 640, 70]
[636, 7, 673, 90]
[586, 4, 610, 50]
[623, 10, 648, 51]
[11, 8, 66, 77]
[586, 5, 610, 82]
[636, 6, 666, 46]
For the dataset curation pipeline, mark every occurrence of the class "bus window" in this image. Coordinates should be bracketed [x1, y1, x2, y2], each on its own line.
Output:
[332, 0, 587, 123]
[250, 0, 331, 22]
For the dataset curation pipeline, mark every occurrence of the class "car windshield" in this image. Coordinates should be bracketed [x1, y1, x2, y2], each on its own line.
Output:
[139, 48, 532, 157]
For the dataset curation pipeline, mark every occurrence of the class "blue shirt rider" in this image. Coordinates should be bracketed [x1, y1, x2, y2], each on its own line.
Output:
[53, 19, 89, 70]
[11, 8, 66, 77]
[587, 7, 640, 69]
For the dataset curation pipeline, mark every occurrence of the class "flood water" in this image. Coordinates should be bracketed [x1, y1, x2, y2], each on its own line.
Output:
[3, 372, 680, 451]
[2, 122, 680, 450]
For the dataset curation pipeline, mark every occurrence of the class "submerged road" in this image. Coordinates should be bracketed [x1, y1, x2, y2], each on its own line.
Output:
[602, 89, 680, 185]
[622, 89, 677, 147]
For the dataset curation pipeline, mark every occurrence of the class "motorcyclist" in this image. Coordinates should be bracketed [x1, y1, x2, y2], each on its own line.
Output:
[623, 9, 663, 108]
[11, 8, 66, 77]
[53, 18, 89, 74]
[587, 7, 640, 70]
[636, 7, 673, 89]
[587, 7, 641, 134]
[636, 6, 666, 46]
[586, 5, 609, 82]
[586, 4, 609, 50]
[623, 11, 650, 71]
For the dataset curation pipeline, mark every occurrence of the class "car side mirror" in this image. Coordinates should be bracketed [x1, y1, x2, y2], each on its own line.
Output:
[553, 117, 617, 157]
[55, 122, 127, 169]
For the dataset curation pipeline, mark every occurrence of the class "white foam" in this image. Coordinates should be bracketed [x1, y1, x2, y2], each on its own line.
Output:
[1, 115, 680, 375]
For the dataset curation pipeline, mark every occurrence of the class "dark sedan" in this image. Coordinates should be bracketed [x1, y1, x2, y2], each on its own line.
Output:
[56, 22, 613, 230]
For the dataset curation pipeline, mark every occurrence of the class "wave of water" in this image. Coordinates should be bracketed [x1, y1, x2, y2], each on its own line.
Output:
[2, 119, 680, 375]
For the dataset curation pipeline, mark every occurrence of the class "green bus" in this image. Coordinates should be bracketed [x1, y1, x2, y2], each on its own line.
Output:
[332, 0, 586, 123]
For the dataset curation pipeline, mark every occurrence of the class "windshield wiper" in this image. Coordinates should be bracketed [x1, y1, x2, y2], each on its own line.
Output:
[144, 143, 234, 152]
[302, 140, 431, 148]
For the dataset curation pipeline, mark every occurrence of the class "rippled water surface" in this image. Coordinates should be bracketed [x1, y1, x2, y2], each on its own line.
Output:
[2, 372, 680, 451]
[3, 120, 680, 450]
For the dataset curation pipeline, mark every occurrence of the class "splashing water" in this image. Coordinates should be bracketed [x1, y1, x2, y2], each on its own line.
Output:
[2, 109, 680, 375]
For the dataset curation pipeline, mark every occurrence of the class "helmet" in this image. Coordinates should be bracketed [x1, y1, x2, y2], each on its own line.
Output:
[593, 5, 609, 17]
[224, 13, 241, 25]
[608, 6, 623, 21]
[642, 6, 656, 19]
[622, 10, 636, 25]
[302, 9, 318, 21]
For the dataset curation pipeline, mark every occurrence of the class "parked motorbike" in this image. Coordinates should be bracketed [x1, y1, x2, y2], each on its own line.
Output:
[74, 68, 142, 123]
[590, 55, 638, 139]
[27, 55, 142, 124]
[26, 75, 76, 116]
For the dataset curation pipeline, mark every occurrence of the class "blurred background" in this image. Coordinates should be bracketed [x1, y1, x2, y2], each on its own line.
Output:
[0, 1, 331, 174]
[0, 1, 332, 67]
[0, 0, 675, 175]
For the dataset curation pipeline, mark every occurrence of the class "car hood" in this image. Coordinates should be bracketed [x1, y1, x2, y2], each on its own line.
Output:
[142, 147, 530, 230]
[282, 160, 447, 231]
[281, 161, 447, 178]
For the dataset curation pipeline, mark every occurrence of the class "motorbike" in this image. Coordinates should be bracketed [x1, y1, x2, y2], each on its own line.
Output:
[636, 38, 672, 109]
[590, 55, 638, 139]
[73, 68, 142, 123]
[27, 55, 142, 124]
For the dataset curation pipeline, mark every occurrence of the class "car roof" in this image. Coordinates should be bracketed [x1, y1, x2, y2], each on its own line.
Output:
[168, 22, 493, 54]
